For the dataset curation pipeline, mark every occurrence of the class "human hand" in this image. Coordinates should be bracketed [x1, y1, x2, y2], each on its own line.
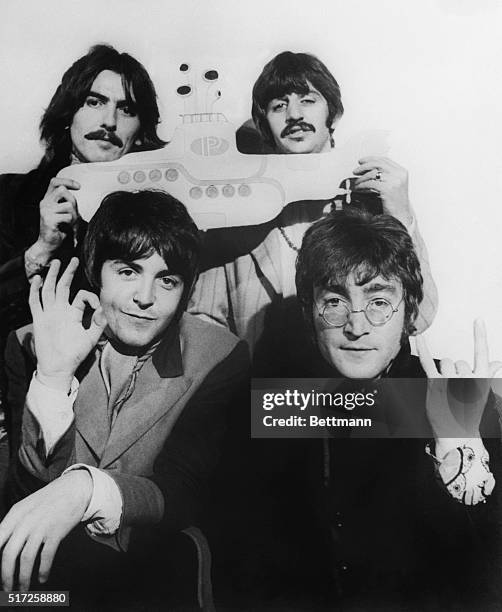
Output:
[0, 470, 92, 591]
[29, 258, 107, 392]
[416, 319, 502, 439]
[31, 177, 81, 262]
[417, 320, 501, 504]
[352, 156, 412, 225]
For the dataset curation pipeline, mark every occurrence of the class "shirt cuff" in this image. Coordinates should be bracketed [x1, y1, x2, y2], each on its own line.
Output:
[426, 438, 495, 505]
[63, 464, 123, 535]
[26, 372, 79, 456]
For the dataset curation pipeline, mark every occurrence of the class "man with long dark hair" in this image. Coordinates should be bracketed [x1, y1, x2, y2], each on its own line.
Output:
[0, 45, 164, 469]
[0, 44, 164, 333]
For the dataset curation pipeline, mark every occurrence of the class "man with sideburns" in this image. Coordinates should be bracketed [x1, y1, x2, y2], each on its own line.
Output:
[191, 51, 438, 367]
[1, 190, 248, 606]
[0, 44, 165, 474]
[0, 44, 165, 332]
[261, 209, 502, 609]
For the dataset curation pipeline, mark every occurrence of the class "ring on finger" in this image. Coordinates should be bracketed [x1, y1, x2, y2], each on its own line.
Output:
[375, 169, 383, 181]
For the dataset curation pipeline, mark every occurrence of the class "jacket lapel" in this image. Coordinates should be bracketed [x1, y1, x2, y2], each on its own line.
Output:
[74, 322, 189, 467]
[74, 352, 111, 461]
[99, 356, 192, 467]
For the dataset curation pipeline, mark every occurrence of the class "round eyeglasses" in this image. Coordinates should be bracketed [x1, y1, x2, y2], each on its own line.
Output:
[318, 297, 403, 328]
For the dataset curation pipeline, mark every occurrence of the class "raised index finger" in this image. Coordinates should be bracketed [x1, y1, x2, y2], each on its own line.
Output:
[40, 259, 61, 308]
[473, 318, 489, 375]
[415, 335, 440, 378]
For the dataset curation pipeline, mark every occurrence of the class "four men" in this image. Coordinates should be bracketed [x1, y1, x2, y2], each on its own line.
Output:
[0, 45, 500, 609]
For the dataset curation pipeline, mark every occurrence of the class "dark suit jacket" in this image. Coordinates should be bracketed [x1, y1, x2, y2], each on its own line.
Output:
[6, 313, 249, 552]
[250, 343, 502, 609]
[0, 165, 82, 330]
[0, 165, 86, 442]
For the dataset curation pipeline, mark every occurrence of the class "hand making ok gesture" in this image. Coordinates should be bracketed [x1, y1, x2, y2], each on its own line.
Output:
[29, 257, 107, 393]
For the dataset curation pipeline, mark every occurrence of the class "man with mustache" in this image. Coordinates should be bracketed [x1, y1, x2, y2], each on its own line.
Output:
[0, 44, 164, 333]
[0, 45, 164, 470]
[191, 51, 437, 369]
[238, 50, 343, 156]
[83, 127, 125, 149]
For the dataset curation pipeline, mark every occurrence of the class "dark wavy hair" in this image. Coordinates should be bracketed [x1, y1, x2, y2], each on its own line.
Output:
[295, 209, 423, 338]
[251, 51, 344, 149]
[84, 190, 200, 319]
[40, 44, 165, 169]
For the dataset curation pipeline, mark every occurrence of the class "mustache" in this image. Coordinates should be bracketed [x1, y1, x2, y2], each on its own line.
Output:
[84, 129, 123, 148]
[281, 120, 316, 138]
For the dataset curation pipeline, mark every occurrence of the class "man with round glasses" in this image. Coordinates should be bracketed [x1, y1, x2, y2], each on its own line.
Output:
[286, 209, 425, 379]
[314, 290, 404, 379]
[258, 209, 502, 609]
[319, 295, 401, 328]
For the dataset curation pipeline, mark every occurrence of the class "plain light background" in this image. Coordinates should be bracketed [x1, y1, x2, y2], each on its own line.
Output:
[1, 0, 501, 362]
